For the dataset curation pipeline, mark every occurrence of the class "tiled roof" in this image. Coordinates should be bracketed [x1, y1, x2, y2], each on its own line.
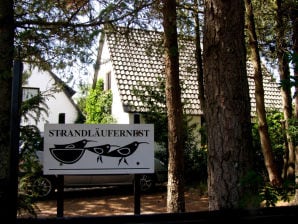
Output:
[246, 63, 283, 114]
[105, 27, 282, 115]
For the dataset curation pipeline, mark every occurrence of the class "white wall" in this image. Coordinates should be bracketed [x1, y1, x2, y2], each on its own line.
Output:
[21, 65, 79, 133]
[98, 38, 130, 124]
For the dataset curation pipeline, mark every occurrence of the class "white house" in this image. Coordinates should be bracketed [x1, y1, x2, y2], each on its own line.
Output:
[96, 27, 283, 127]
[21, 64, 83, 133]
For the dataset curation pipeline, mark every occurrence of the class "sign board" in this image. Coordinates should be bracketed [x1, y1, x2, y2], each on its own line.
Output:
[43, 124, 154, 175]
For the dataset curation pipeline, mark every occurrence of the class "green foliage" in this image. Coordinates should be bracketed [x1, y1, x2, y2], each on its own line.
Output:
[133, 77, 208, 183]
[251, 0, 293, 70]
[17, 79, 50, 216]
[18, 125, 43, 217]
[17, 192, 39, 218]
[252, 110, 285, 176]
[239, 170, 265, 208]
[85, 79, 116, 124]
[248, 110, 297, 207]
[134, 76, 168, 148]
[14, 0, 99, 72]
[240, 170, 294, 208]
[288, 117, 298, 146]
[261, 185, 280, 207]
[151, 114, 207, 184]
[75, 83, 89, 116]
[21, 93, 49, 124]
[183, 119, 207, 183]
[14, 0, 158, 85]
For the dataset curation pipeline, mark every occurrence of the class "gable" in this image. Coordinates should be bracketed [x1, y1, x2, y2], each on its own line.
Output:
[21, 64, 82, 132]
[103, 27, 282, 116]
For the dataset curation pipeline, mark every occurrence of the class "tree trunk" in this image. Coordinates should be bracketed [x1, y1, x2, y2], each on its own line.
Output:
[194, 0, 205, 112]
[162, 0, 185, 213]
[291, 4, 298, 119]
[92, 32, 105, 90]
[276, 0, 295, 179]
[289, 2, 298, 205]
[245, 0, 282, 186]
[203, 0, 253, 210]
[0, 0, 15, 219]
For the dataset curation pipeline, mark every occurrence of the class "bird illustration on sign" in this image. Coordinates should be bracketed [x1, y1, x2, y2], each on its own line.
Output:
[54, 139, 95, 149]
[50, 139, 94, 164]
[49, 139, 149, 165]
[85, 144, 119, 163]
[105, 141, 149, 165]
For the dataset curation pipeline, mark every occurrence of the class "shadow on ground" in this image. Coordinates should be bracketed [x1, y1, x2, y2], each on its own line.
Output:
[21, 184, 209, 218]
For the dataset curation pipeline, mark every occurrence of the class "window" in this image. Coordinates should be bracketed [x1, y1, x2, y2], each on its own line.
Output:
[105, 72, 111, 90]
[59, 113, 65, 123]
[22, 87, 39, 101]
[134, 113, 140, 124]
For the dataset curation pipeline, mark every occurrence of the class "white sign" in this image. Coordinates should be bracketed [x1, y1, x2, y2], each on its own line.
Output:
[43, 124, 154, 175]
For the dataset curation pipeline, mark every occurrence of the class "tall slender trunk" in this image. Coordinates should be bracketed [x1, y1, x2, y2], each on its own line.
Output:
[92, 32, 105, 90]
[194, 0, 205, 113]
[245, 0, 282, 186]
[289, 2, 298, 205]
[162, 0, 185, 213]
[276, 0, 295, 179]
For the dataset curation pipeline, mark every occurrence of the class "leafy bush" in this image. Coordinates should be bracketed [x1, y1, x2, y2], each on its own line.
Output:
[240, 169, 294, 208]
[85, 79, 116, 124]
[18, 125, 43, 217]
[183, 120, 207, 184]
[251, 110, 285, 178]
[246, 110, 296, 207]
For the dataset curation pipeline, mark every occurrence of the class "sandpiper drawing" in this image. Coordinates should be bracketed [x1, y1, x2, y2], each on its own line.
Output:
[106, 141, 149, 165]
[49, 139, 149, 166]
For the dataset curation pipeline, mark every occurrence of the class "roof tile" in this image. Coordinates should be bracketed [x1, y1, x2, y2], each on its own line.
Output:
[106, 27, 282, 115]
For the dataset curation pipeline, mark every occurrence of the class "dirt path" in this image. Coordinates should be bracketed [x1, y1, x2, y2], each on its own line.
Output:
[18, 184, 294, 219]
[29, 185, 209, 218]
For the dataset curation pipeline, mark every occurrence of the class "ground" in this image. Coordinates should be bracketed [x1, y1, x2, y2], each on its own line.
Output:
[19, 183, 209, 218]
[18, 183, 294, 218]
